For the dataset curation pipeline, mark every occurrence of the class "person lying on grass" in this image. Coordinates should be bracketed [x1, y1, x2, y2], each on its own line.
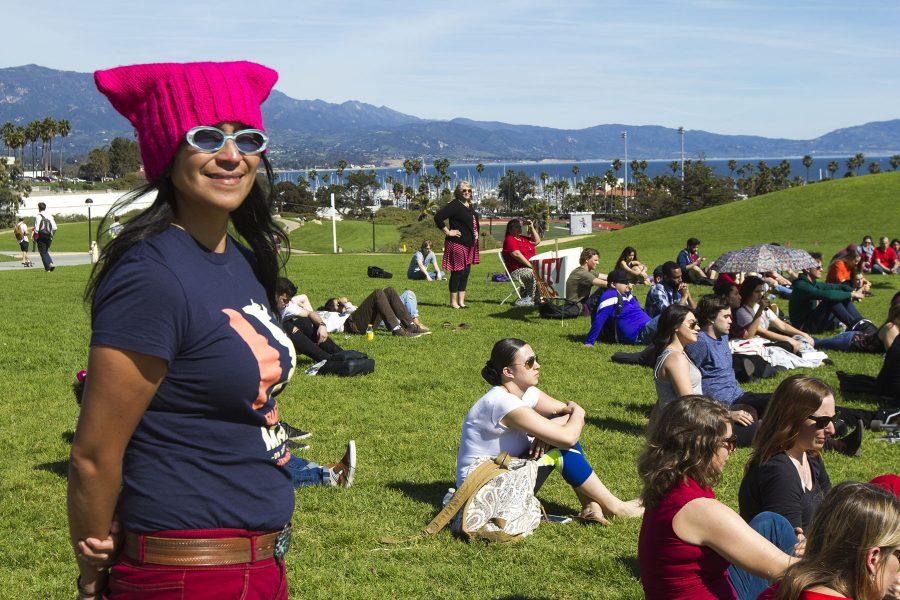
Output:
[316, 287, 430, 337]
[456, 337, 643, 524]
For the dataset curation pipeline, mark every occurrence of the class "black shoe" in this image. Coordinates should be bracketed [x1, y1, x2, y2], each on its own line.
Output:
[825, 418, 863, 457]
[281, 422, 311, 442]
[285, 439, 310, 451]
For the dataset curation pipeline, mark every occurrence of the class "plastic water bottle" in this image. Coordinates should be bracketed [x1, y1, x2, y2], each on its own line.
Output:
[366, 324, 374, 341]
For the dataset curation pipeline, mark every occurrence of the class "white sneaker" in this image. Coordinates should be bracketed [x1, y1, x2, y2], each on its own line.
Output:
[326, 440, 356, 488]
[514, 297, 535, 307]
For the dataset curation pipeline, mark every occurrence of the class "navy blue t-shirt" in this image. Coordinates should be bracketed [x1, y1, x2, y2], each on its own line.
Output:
[91, 226, 297, 533]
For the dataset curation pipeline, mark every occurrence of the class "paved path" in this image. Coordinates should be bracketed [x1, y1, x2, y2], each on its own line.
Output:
[0, 251, 93, 271]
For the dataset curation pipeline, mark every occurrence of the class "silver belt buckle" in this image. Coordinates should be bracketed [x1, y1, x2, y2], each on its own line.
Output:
[274, 523, 292, 560]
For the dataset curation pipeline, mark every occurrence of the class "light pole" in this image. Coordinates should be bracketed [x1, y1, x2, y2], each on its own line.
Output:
[621, 131, 628, 214]
[678, 126, 685, 182]
[85, 197, 94, 250]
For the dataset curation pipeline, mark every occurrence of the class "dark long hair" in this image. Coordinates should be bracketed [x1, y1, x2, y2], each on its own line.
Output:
[651, 304, 693, 360]
[482, 338, 528, 386]
[739, 275, 766, 307]
[85, 155, 288, 318]
[614, 246, 637, 270]
[504, 218, 522, 238]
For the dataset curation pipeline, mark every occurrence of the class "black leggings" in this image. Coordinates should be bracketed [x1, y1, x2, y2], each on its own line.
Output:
[448, 266, 471, 293]
[283, 316, 344, 362]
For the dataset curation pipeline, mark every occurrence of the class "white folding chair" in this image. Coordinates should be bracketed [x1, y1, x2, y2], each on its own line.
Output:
[499, 253, 525, 305]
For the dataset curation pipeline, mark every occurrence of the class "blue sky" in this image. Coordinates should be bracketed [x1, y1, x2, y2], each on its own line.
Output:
[5, 0, 898, 138]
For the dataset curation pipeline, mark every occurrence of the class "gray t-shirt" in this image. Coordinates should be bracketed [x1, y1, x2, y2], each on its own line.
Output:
[653, 348, 703, 409]
[566, 266, 598, 302]
[408, 250, 436, 277]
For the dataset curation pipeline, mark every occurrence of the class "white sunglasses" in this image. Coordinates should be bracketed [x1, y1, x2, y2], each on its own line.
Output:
[185, 126, 269, 155]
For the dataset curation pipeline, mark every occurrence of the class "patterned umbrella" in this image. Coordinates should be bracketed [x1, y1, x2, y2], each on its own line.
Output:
[711, 244, 818, 273]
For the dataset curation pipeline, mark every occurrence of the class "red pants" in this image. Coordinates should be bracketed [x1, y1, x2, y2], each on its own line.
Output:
[106, 529, 288, 599]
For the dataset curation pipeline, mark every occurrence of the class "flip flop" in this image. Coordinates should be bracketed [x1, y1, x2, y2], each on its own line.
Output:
[457, 323, 472, 330]
[441, 321, 454, 329]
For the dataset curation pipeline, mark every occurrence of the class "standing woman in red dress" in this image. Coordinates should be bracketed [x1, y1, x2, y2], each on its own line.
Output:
[434, 181, 480, 308]
[68, 62, 296, 599]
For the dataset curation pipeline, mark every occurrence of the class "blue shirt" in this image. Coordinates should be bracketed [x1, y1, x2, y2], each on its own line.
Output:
[684, 331, 744, 405]
[645, 281, 682, 318]
[676, 248, 696, 270]
[585, 289, 651, 346]
[407, 250, 436, 278]
[91, 227, 297, 533]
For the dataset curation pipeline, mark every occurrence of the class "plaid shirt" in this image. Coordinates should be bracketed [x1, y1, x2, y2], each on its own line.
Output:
[645, 282, 681, 318]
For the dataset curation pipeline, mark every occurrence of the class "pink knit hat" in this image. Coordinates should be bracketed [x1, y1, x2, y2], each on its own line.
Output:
[94, 61, 278, 181]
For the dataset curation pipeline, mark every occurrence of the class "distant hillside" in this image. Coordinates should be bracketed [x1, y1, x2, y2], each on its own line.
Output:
[2, 64, 899, 166]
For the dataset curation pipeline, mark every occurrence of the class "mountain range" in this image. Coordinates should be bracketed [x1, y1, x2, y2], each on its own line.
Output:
[2, 64, 899, 167]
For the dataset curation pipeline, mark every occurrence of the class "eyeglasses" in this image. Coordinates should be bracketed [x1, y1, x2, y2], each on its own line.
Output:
[682, 320, 700, 330]
[185, 126, 269, 155]
[460, 189, 472, 194]
[512, 355, 538, 369]
[807, 414, 837, 429]
[719, 435, 738, 452]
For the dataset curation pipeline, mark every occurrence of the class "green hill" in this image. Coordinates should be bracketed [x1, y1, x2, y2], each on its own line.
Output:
[561, 171, 900, 270]
[288, 219, 401, 253]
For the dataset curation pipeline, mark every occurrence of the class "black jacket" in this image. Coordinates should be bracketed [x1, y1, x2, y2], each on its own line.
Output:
[434, 200, 480, 248]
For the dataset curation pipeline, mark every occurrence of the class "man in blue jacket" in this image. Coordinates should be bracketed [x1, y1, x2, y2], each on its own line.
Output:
[585, 269, 656, 346]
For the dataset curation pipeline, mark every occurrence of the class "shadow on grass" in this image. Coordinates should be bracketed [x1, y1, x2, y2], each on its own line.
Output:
[611, 401, 653, 419]
[585, 416, 646, 437]
[35, 459, 69, 479]
[535, 497, 578, 517]
[387, 480, 449, 510]
[616, 555, 642, 580]
[61, 430, 74, 444]
[488, 308, 538, 321]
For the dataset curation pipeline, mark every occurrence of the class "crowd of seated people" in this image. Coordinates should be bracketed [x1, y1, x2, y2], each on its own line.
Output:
[868, 236, 900, 274]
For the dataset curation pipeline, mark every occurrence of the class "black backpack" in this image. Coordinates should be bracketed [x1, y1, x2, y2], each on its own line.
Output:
[37, 215, 54, 240]
[317, 350, 375, 377]
[538, 298, 581, 319]
[367, 266, 393, 279]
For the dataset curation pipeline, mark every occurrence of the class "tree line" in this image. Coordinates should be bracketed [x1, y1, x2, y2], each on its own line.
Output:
[1, 118, 72, 177]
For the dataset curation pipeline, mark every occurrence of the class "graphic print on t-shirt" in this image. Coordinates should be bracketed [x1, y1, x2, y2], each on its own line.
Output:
[223, 299, 297, 426]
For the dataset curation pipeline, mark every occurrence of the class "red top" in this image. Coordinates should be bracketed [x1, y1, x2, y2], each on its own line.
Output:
[871, 246, 898, 268]
[757, 583, 851, 600]
[826, 260, 852, 284]
[638, 478, 736, 600]
[502, 235, 536, 274]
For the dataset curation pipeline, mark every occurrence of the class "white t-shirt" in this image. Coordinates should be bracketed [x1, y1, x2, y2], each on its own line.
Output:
[316, 302, 356, 333]
[34, 212, 57, 237]
[455, 385, 541, 487]
[15, 222, 28, 243]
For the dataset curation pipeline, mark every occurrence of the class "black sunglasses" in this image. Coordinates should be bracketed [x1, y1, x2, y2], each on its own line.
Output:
[512, 355, 538, 369]
[807, 415, 837, 429]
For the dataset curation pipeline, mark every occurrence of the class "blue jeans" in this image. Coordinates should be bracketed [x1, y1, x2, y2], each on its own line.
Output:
[774, 284, 792, 298]
[380, 289, 418, 326]
[636, 315, 660, 345]
[728, 511, 797, 600]
[814, 330, 860, 351]
[284, 455, 329, 489]
[801, 297, 864, 333]
[408, 269, 442, 281]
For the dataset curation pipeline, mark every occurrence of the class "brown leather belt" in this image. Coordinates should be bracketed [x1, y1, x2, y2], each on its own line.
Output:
[124, 531, 282, 566]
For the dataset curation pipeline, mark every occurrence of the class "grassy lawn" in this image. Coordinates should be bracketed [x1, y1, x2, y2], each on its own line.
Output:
[0, 174, 898, 598]
[289, 219, 401, 253]
[1, 220, 105, 253]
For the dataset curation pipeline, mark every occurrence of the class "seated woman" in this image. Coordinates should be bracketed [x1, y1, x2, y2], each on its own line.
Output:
[501, 218, 542, 306]
[758, 481, 900, 600]
[734, 276, 861, 353]
[651, 305, 703, 414]
[407, 239, 443, 281]
[836, 300, 900, 405]
[457, 338, 643, 524]
[739, 375, 835, 533]
[317, 287, 429, 337]
[614, 246, 653, 285]
[638, 395, 799, 600]
[827, 246, 872, 293]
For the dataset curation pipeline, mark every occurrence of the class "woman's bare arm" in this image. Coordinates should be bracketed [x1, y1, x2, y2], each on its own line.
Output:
[68, 346, 167, 585]
[502, 402, 585, 448]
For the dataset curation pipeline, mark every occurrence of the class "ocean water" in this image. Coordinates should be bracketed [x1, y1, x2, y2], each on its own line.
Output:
[275, 155, 896, 192]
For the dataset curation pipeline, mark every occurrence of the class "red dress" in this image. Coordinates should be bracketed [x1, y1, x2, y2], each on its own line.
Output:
[638, 478, 737, 599]
[442, 215, 480, 272]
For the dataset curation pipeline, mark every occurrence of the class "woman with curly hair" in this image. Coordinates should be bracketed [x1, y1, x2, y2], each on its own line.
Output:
[638, 395, 798, 599]
[758, 481, 900, 600]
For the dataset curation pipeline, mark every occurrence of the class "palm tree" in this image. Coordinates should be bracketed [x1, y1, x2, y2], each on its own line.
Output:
[827, 161, 839, 179]
[891, 155, 900, 171]
[611, 158, 622, 174]
[1, 122, 14, 157]
[8, 126, 26, 164]
[669, 161, 679, 175]
[727, 159, 737, 178]
[308, 168, 318, 192]
[802, 155, 813, 183]
[25, 120, 40, 175]
[336, 159, 348, 185]
[40, 117, 56, 177]
[571, 164, 580, 179]
[476, 162, 485, 175]
[853, 153, 865, 176]
[57, 119, 71, 177]
[845, 156, 858, 177]
[868, 161, 881, 174]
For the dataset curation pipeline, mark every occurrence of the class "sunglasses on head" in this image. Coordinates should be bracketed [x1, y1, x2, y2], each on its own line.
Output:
[513, 355, 538, 369]
[807, 414, 836, 429]
[185, 126, 268, 155]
